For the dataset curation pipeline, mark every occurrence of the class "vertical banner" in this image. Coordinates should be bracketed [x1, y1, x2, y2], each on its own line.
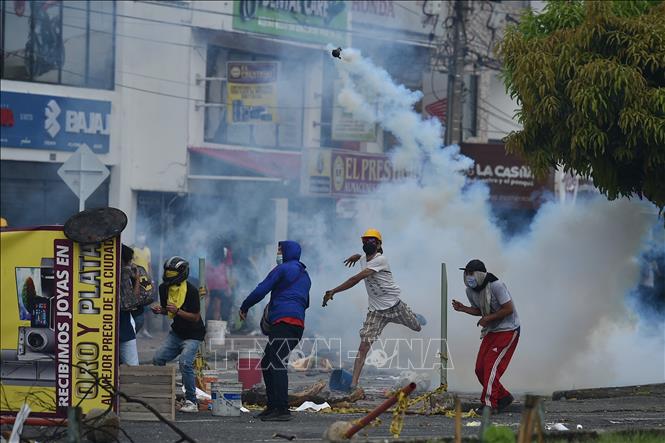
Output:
[0, 227, 119, 417]
[226, 61, 279, 124]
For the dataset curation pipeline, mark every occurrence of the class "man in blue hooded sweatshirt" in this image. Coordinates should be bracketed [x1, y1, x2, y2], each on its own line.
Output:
[239, 240, 311, 422]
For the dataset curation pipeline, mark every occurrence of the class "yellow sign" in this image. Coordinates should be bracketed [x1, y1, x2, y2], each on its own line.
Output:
[1, 228, 119, 417]
[227, 61, 279, 124]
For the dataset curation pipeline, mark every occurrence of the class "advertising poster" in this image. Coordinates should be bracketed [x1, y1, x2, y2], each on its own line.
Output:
[0, 227, 119, 417]
[226, 61, 279, 124]
[0, 91, 111, 153]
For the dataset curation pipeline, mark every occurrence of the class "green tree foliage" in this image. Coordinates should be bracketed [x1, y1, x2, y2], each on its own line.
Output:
[498, 1, 665, 210]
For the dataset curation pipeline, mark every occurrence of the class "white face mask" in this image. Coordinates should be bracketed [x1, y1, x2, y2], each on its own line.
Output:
[465, 276, 478, 288]
[276, 254, 283, 265]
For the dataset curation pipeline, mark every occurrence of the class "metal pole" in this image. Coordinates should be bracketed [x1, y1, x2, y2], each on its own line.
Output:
[199, 257, 206, 328]
[79, 197, 85, 212]
[445, 0, 466, 146]
[66, 406, 81, 443]
[440, 262, 448, 387]
[344, 383, 417, 438]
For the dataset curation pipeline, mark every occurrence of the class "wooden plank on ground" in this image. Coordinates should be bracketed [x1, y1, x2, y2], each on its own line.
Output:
[120, 383, 174, 397]
[118, 365, 176, 421]
[119, 375, 174, 385]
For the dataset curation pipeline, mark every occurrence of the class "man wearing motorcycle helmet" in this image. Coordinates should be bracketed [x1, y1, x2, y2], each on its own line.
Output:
[151, 256, 206, 413]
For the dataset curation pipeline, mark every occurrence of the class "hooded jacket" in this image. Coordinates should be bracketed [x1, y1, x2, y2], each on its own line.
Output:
[240, 240, 311, 325]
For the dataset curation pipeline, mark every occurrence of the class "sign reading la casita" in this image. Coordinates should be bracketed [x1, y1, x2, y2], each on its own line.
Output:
[0, 92, 111, 153]
[460, 143, 553, 208]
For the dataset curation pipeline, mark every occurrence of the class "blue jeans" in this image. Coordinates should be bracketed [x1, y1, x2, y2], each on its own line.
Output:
[152, 331, 201, 403]
[119, 339, 139, 366]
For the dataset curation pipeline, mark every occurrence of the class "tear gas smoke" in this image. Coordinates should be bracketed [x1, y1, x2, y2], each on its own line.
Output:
[305, 46, 664, 392]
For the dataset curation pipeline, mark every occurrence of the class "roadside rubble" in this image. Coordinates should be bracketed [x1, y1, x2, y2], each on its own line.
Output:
[242, 379, 365, 408]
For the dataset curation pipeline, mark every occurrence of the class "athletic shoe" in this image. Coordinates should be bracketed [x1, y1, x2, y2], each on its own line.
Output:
[474, 405, 497, 415]
[498, 394, 514, 412]
[415, 313, 427, 326]
[254, 407, 274, 418]
[260, 409, 293, 422]
[180, 400, 198, 413]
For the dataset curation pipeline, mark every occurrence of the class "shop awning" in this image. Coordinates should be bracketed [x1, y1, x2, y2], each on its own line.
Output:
[188, 146, 301, 180]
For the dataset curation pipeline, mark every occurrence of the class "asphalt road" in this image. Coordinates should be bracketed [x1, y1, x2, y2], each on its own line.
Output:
[116, 391, 665, 442]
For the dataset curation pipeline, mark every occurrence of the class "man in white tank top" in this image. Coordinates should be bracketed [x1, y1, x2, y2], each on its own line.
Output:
[323, 229, 425, 390]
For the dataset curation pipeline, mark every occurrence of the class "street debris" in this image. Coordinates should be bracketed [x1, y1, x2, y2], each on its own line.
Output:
[294, 401, 331, 412]
[83, 408, 120, 443]
[323, 421, 353, 442]
[272, 433, 296, 441]
[8, 403, 30, 443]
[322, 382, 417, 442]
[290, 356, 333, 372]
[242, 380, 365, 407]
[546, 423, 570, 431]
[391, 371, 431, 396]
[466, 420, 482, 427]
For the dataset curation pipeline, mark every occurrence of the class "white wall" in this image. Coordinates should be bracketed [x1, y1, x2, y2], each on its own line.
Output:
[484, 72, 521, 139]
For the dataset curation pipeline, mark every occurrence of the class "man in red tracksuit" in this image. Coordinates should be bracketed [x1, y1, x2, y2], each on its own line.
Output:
[452, 259, 520, 414]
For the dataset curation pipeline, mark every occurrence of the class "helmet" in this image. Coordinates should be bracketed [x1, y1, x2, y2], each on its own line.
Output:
[361, 228, 382, 242]
[163, 256, 189, 285]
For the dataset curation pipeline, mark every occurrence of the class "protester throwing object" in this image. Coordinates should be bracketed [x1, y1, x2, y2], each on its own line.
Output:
[151, 256, 206, 413]
[323, 229, 425, 392]
[452, 259, 520, 414]
[240, 241, 311, 422]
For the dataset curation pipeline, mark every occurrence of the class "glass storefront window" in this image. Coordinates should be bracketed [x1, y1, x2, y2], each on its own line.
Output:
[1, 0, 115, 90]
[204, 46, 304, 150]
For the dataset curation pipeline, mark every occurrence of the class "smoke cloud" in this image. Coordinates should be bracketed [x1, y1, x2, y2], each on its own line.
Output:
[305, 46, 664, 392]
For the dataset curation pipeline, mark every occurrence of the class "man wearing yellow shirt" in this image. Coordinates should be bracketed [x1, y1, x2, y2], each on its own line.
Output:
[132, 233, 153, 277]
[132, 233, 154, 337]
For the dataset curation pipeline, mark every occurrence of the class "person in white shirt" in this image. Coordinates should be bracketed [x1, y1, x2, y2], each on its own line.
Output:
[323, 229, 424, 390]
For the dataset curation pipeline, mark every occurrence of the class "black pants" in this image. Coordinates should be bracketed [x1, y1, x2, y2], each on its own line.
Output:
[261, 322, 303, 410]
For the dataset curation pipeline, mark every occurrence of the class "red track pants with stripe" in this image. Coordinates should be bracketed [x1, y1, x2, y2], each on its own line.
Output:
[475, 328, 520, 408]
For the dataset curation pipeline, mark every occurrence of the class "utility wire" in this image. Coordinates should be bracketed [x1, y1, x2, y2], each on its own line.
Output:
[64, 1, 440, 49]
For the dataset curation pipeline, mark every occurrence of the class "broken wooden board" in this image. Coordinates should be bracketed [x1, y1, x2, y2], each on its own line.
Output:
[118, 365, 176, 421]
[241, 380, 365, 407]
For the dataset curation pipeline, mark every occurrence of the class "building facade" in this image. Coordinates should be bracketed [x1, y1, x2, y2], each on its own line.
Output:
[2, 0, 537, 264]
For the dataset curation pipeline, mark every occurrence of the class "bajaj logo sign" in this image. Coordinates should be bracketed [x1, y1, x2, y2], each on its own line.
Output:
[44, 99, 61, 138]
[44, 99, 110, 138]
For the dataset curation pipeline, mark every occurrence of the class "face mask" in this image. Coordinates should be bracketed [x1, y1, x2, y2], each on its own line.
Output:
[276, 254, 283, 265]
[362, 243, 378, 255]
[465, 276, 478, 288]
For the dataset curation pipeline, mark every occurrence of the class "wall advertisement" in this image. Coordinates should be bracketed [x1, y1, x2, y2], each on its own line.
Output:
[0, 227, 119, 417]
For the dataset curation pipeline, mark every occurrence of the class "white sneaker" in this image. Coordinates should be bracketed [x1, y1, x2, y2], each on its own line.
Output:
[180, 400, 198, 413]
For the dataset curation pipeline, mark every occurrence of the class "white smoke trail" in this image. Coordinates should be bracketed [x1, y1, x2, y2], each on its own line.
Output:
[319, 46, 664, 392]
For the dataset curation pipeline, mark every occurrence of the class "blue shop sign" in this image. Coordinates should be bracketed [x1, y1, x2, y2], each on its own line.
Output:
[0, 92, 111, 153]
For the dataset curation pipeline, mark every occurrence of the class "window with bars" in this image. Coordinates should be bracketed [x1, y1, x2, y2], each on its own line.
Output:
[203, 45, 305, 151]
